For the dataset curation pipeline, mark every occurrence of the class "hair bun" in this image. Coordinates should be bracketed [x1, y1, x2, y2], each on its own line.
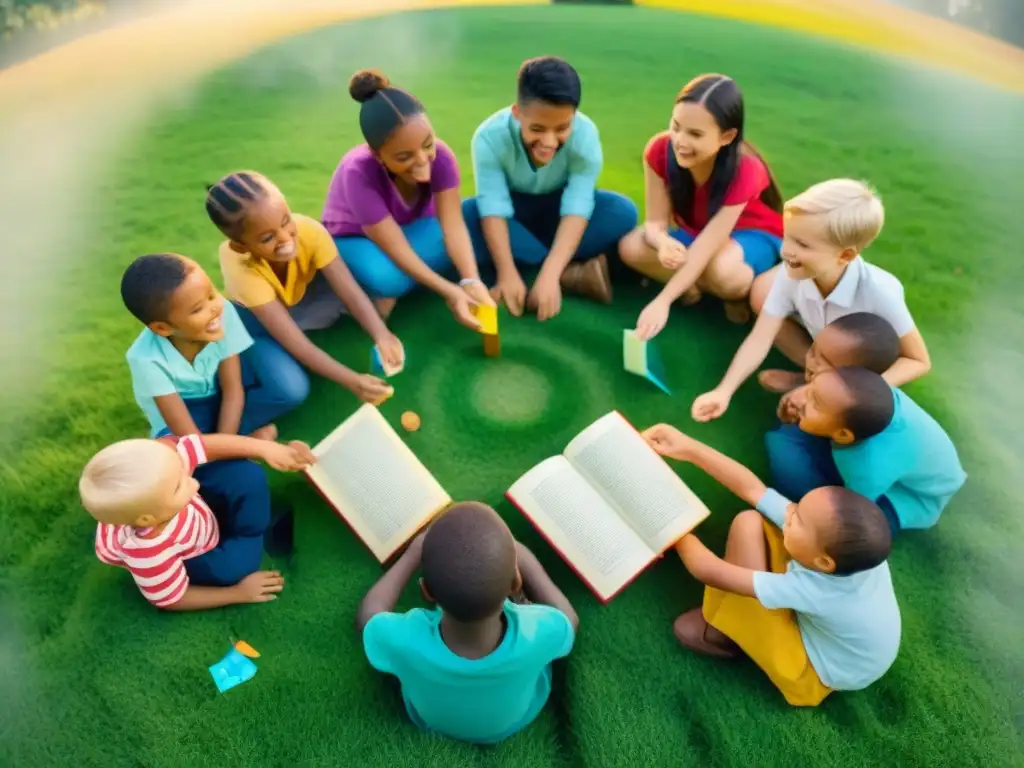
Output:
[349, 69, 390, 103]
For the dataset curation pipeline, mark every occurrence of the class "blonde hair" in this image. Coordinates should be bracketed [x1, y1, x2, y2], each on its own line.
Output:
[79, 439, 173, 525]
[784, 179, 885, 253]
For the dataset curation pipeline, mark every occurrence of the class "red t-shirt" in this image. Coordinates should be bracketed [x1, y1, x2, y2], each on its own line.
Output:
[644, 132, 784, 238]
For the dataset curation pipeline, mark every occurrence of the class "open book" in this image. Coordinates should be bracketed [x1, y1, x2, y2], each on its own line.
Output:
[306, 404, 451, 563]
[506, 411, 710, 603]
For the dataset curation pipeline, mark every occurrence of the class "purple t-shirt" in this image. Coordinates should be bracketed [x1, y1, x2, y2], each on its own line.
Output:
[322, 139, 461, 237]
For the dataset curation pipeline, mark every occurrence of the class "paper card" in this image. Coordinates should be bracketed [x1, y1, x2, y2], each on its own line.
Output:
[471, 303, 498, 335]
[209, 648, 257, 693]
[371, 345, 404, 377]
[623, 330, 671, 395]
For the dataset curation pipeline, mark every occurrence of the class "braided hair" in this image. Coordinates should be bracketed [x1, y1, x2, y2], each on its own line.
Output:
[204, 171, 280, 240]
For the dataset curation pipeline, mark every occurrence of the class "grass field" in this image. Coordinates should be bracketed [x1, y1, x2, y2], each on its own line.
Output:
[2, 4, 1023, 766]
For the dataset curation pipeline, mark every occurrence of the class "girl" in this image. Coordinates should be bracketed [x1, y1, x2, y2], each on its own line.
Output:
[619, 74, 784, 340]
[322, 69, 493, 328]
[209, 171, 401, 405]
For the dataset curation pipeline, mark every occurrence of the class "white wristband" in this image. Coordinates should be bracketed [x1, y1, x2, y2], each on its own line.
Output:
[459, 278, 482, 287]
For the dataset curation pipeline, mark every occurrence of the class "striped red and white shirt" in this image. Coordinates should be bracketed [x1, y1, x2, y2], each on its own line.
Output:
[94, 435, 219, 607]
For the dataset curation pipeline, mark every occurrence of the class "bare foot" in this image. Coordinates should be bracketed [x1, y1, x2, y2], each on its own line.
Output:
[374, 297, 397, 319]
[678, 285, 703, 306]
[758, 369, 804, 394]
[672, 608, 738, 659]
[250, 423, 279, 441]
[724, 300, 751, 325]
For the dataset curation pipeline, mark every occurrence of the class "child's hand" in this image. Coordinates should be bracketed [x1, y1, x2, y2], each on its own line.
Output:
[261, 440, 316, 471]
[692, 388, 731, 422]
[349, 373, 394, 404]
[492, 271, 528, 317]
[447, 288, 482, 331]
[642, 423, 699, 461]
[461, 279, 496, 309]
[376, 333, 405, 371]
[657, 238, 687, 270]
[235, 570, 285, 603]
[527, 274, 562, 322]
[777, 385, 806, 424]
[635, 296, 671, 341]
[404, 528, 428, 564]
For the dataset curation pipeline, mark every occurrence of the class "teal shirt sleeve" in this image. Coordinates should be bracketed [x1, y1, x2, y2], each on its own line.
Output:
[531, 604, 576, 661]
[362, 612, 402, 674]
[218, 300, 253, 359]
[561, 116, 602, 219]
[472, 123, 514, 219]
[833, 443, 901, 504]
[756, 488, 791, 528]
[127, 353, 177, 399]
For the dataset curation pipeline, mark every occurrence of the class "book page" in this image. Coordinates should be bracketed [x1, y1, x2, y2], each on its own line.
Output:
[307, 405, 451, 562]
[564, 412, 711, 553]
[507, 456, 655, 601]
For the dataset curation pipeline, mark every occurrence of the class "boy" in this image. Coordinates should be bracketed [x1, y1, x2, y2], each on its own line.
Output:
[770, 367, 966, 533]
[80, 432, 314, 610]
[462, 56, 638, 320]
[692, 179, 931, 423]
[642, 423, 900, 707]
[771, 311, 902, 422]
[122, 253, 308, 439]
[356, 502, 578, 744]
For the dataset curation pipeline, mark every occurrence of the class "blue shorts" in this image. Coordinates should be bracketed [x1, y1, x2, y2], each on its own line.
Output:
[669, 227, 781, 277]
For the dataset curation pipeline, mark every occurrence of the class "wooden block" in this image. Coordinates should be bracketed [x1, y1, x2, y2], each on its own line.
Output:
[483, 333, 500, 357]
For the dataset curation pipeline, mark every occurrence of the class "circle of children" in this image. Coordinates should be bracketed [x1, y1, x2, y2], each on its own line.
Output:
[78, 57, 967, 741]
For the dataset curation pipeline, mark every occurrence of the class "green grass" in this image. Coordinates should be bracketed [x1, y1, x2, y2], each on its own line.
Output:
[2, 5, 1023, 766]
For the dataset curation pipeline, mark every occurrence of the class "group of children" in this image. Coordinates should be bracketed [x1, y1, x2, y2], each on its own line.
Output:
[77, 55, 967, 742]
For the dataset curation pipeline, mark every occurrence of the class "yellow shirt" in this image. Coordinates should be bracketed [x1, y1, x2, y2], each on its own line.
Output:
[219, 214, 337, 308]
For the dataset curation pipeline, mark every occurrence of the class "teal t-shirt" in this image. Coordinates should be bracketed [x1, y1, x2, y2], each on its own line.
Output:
[362, 600, 575, 744]
[832, 387, 966, 529]
[126, 300, 253, 436]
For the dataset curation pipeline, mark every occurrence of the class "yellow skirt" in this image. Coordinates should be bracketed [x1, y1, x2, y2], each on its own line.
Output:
[702, 521, 832, 707]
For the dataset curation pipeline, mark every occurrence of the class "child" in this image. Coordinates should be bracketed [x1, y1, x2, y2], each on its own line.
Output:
[642, 423, 900, 707]
[768, 367, 966, 534]
[462, 56, 638, 320]
[770, 311, 902, 422]
[620, 74, 784, 335]
[356, 502, 578, 744]
[210, 170, 401, 405]
[123, 253, 301, 439]
[692, 179, 931, 423]
[322, 69, 493, 329]
[80, 432, 314, 610]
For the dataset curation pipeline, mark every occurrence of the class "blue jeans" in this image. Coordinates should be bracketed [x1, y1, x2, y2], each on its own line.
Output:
[185, 459, 271, 586]
[462, 188, 639, 268]
[765, 423, 901, 536]
[171, 304, 310, 435]
[334, 217, 451, 299]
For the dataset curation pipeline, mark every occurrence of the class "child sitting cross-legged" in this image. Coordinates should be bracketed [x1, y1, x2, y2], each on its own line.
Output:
[355, 502, 579, 745]
[80, 432, 314, 610]
[122, 253, 303, 439]
[643, 424, 901, 707]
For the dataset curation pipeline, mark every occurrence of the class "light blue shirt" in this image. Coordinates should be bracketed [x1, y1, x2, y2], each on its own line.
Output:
[470, 106, 603, 220]
[833, 387, 966, 529]
[126, 300, 252, 436]
[362, 600, 575, 744]
[752, 489, 902, 691]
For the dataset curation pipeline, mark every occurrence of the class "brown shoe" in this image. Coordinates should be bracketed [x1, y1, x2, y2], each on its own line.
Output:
[724, 299, 751, 324]
[560, 254, 613, 305]
[673, 608, 739, 659]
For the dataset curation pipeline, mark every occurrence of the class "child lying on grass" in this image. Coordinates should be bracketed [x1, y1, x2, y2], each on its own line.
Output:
[80, 432, 313, 611]
[356, 501, 578, 744]
[642, 424, 900, 707]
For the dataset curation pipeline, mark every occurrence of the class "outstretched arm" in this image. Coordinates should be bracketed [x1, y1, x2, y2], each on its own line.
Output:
[676, 535, 756, 597]
[515, 542, 579, 631]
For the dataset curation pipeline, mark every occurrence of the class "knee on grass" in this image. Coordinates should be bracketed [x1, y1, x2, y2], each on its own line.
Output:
[727, 509, 766, 547]
[617, 227, 654, 268]
[697, 244, 753, 301]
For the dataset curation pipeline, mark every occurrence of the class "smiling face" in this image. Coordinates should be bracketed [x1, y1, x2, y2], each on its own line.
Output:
[780, 211, 856, 281]
[804, 324, 864, 382]
[233, 194, 299, 264]
[668, 100, 736, 172]
[513, 100, 575, 167]
[781, 488, 837, 573]
[377, 114, 437, 185]
[796, 371, 856, 444]
[150, 260, 225, 343]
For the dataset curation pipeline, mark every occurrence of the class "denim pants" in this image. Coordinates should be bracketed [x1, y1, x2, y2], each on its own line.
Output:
[335, 217, 450, 299]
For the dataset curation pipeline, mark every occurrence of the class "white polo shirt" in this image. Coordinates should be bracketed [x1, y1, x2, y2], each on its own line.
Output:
[762, 257, 916, 338]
